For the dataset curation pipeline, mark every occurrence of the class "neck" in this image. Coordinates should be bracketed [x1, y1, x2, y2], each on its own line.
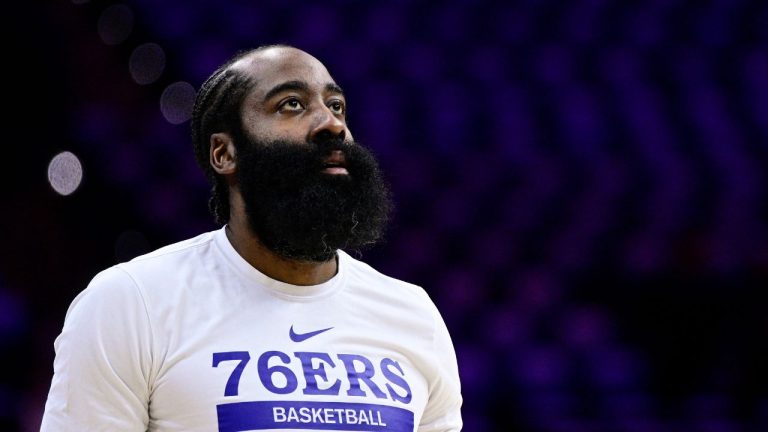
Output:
[225, 213, 338, 286]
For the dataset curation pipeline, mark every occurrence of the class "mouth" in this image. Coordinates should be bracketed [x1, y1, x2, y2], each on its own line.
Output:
[321, 151, 349, 175]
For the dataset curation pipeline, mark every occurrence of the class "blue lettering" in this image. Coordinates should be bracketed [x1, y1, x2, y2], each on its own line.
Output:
[381, 358, 412, 403]
[337, 353, 387, 399]
[294, 351, 342, 395]
[212, 351, 251, 397]
[257, 351, 298, 394]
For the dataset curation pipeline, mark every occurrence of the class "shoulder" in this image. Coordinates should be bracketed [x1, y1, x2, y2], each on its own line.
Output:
[115, 230, 219, 280]
[340, 250, 433, 304]
[125, 230, 217, 265]
[62, 265, 150, 335]
[338, 251, 443, 340]
[69, 230, 220, 312]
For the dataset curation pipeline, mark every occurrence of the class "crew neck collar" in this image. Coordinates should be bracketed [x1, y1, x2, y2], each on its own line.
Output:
[213, 226, 345, 300]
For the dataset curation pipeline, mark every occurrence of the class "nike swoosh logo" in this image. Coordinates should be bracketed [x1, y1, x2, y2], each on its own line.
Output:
[289, 325, 334, 342]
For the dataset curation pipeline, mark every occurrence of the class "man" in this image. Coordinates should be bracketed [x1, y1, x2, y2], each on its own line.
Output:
[41, 45, 462, 431]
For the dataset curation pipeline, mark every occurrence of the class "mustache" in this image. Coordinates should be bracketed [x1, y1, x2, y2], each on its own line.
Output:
[233, 128, 355, 154]
[310, 136, 354, 156]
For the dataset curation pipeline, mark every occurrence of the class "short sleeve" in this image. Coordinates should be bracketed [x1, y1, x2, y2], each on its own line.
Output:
[418, 305, 463, 432]
[41, 266, 153, 431]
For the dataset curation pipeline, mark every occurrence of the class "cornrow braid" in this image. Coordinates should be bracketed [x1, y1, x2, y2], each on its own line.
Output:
[190, 44, 289, 224]
[190, 68, 250, 224]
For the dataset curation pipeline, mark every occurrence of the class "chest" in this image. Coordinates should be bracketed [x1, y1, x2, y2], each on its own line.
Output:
[145, 300, 430, 431]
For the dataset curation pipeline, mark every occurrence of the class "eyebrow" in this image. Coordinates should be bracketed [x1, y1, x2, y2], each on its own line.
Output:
[325, 83, 344, 96]
[262, 80, 346, 103]
[262, 80, 310, 102]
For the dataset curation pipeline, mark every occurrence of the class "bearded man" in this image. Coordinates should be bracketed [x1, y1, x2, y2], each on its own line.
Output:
[41, 45, 462, 432]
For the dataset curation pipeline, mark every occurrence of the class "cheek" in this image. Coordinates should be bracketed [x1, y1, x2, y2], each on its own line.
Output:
[242, 117, 306, 143]
[261, 129, 307, 146]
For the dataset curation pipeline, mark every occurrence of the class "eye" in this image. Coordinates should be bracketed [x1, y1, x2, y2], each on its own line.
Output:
[279, 98, 304, 112]
[328, 100, 345, 115]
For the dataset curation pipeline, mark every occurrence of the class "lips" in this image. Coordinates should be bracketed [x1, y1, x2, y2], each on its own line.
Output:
[321, 150, 349, 175]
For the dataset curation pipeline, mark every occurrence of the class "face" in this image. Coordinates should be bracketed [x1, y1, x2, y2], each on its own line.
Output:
[232, 47, 353, 148]
[224, 48, 392, 262]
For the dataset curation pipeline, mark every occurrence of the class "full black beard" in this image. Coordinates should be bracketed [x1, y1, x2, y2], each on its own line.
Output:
[235, 132, 392, 263]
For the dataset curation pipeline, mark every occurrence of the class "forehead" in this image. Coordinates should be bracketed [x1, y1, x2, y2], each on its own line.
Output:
[230, 47, 336, 98]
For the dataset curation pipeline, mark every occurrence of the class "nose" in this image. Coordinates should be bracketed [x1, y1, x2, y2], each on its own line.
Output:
[308, 105, 346, 142]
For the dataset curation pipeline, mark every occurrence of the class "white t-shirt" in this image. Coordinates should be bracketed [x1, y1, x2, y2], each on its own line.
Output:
[41, 227, 462, 431]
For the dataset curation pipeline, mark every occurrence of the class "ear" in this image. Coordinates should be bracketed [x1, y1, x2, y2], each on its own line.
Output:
[210, 132, 237, 175]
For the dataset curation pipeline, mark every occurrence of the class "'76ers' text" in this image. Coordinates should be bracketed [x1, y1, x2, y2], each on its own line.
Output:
[212, 350, 416, 431]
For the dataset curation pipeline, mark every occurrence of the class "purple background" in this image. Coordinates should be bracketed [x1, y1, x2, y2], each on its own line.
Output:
[4, 0, 768, 430]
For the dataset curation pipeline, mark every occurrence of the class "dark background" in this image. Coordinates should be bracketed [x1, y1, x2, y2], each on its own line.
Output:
[4, 0, 768, 430]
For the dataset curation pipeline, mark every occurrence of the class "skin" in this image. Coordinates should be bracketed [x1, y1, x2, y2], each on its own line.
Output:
[209, 47, 354, 286]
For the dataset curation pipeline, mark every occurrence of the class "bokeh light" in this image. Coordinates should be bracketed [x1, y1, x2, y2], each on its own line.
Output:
[97, 4, 133, 45]
[160, 81, 195, 125]
[129, 43, 166, 85]
[47, 151, 83, 196]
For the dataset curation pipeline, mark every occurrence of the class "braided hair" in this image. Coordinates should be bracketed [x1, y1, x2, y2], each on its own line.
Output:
[190, 45, 287, 224]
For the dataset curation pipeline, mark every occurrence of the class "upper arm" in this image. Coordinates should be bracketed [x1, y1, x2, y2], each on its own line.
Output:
[41, 267, 153, 431]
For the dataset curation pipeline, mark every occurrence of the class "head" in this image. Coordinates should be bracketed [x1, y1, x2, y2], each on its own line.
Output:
[190, 45, 392, 262]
